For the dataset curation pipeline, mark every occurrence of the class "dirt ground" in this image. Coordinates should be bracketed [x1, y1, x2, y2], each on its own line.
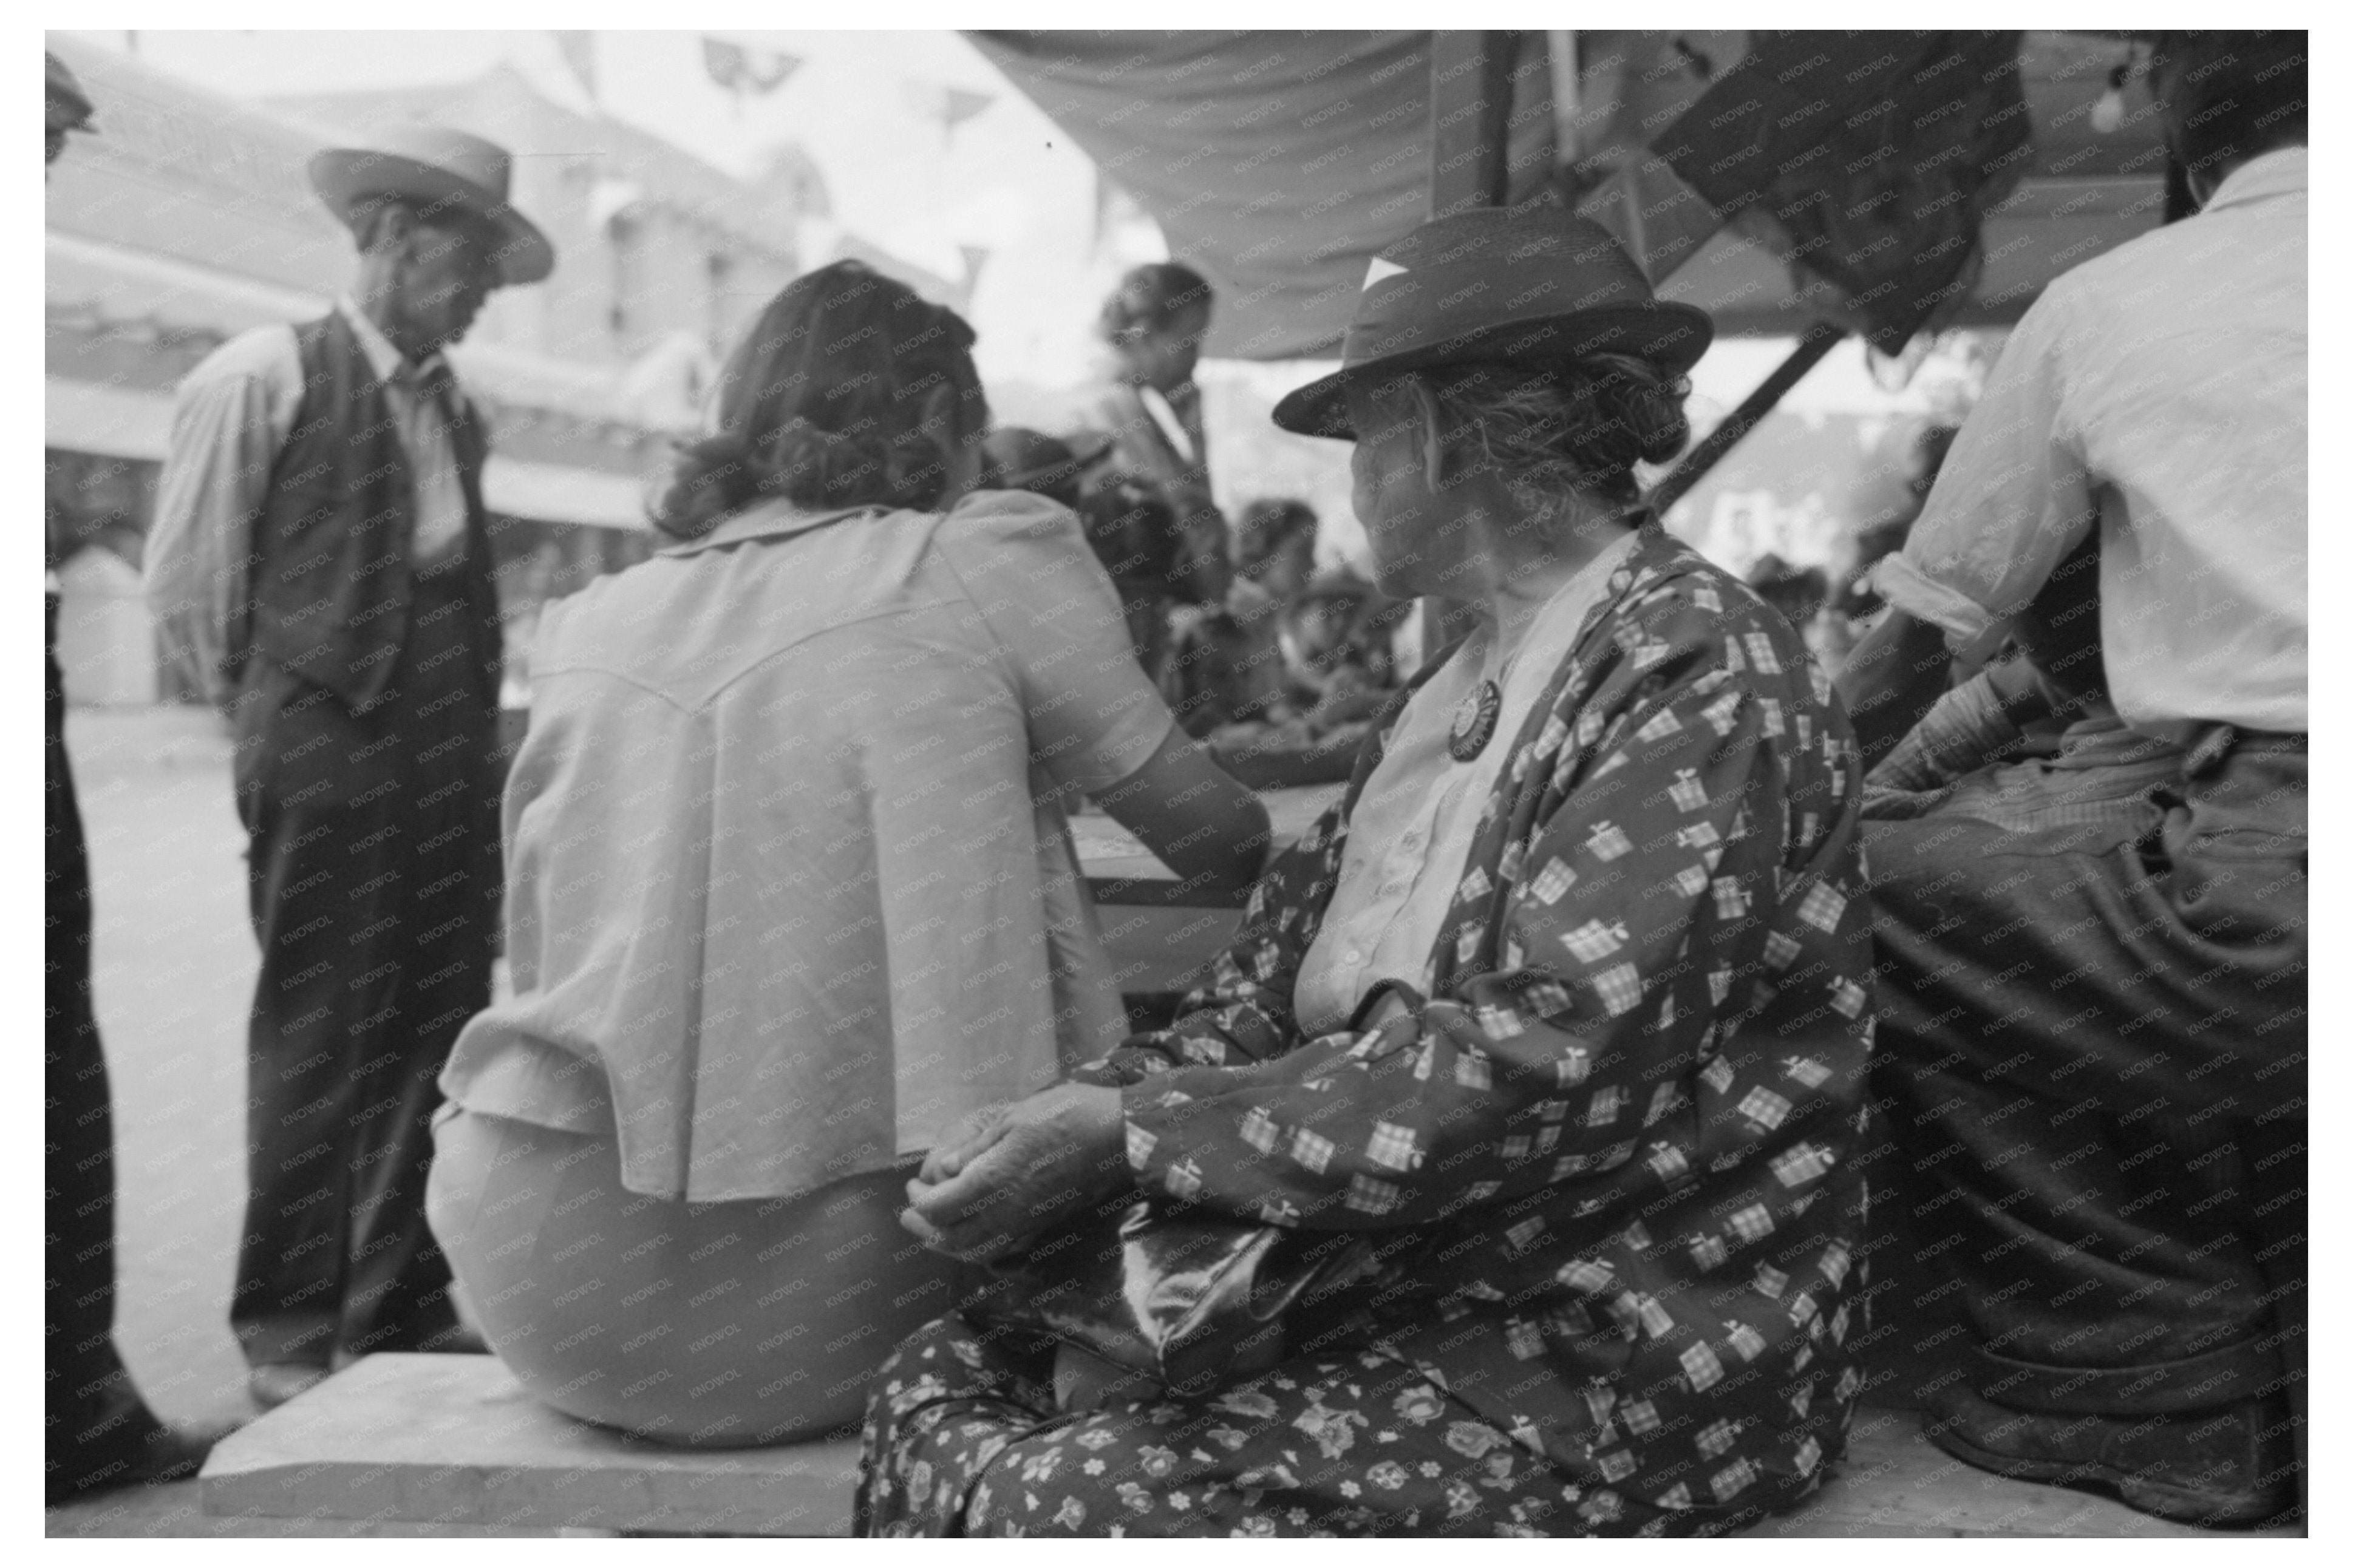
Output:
[45, 706, 551, 1539]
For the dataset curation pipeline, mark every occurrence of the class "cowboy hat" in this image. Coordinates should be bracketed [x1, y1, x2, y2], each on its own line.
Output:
[309, 124, 554, 287]
[1272, 203, 1713, 440]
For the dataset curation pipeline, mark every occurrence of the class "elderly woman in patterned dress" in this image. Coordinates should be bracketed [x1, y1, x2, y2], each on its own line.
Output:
[860, 206, 1876, 1539]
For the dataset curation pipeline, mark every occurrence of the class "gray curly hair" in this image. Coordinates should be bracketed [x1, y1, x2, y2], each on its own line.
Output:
[1380, 352, 1692, 509]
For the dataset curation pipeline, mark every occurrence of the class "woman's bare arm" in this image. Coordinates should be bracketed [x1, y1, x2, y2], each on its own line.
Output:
[1089, 725, 1271, 901]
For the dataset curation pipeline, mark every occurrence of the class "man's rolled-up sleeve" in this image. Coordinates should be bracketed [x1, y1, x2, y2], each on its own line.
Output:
[146, 338, 288, 711]
[1876, 287, 2096, 662]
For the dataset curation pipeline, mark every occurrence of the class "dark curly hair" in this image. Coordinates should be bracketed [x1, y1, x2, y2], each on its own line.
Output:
[651, 260, 989, 539]
[1097, 261, 1213, 345]
[1234, 498, 1318, 575]
[2150, 31, 2306, 180]
[1395, 353, 1691, 507]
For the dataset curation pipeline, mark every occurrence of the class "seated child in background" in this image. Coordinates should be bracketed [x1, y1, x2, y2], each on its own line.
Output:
[1163, 499, 1405, 752]
[1160, 498, 1318, 736]
[1276, 566, 1406, 731]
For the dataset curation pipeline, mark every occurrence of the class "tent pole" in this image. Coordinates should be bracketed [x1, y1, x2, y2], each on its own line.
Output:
[1547, 32, 1581, 169]
[1646, 319, 1847, 517]
[1428, 31, 1518, 218]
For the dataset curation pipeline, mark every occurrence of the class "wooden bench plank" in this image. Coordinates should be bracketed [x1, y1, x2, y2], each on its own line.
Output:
[200, 1355, 859, 1537]
[203, 1355, 2297, 1538]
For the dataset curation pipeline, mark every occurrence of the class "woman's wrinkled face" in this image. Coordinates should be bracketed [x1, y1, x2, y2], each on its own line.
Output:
[1347, 379, 1452, 600]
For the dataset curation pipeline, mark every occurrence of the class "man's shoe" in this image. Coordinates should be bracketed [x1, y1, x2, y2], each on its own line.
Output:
[1924, 1383, 2296, 1528]
[46, 1421, 237, 1506]
[248, 1363, 330, 1410]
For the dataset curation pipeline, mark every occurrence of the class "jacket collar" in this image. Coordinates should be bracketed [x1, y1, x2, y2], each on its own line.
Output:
[2202, 146, 2305, 214]
[658, 498, 882, 556]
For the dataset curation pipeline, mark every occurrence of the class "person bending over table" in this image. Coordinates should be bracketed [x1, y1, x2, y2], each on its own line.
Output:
[859, 205, 1876, 1538]
[1071, 262, 1233, 680]
[425, 260, 1268, 1448]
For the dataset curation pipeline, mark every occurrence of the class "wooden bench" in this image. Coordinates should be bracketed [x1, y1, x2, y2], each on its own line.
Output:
[201, 1355, 857, 1536]
[201, 1353, 2288, 1538]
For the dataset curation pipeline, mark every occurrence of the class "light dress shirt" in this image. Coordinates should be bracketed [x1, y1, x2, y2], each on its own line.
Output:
[1875, 147, 2306, 734]
[1137, 384, 1197, 462]
[439, 489, 1179, 1203]
[1292, 530, 1639, 1034]
[145, 297, 472, 710]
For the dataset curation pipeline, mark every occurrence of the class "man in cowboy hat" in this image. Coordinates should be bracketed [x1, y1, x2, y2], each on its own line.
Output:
[47, 46, 235, 1507]
[146, 123, 554, 1409]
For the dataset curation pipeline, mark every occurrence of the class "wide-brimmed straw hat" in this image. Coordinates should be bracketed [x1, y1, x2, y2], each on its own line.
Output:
[308, 125, 554, 287]
[1273, 203, 1713, 440]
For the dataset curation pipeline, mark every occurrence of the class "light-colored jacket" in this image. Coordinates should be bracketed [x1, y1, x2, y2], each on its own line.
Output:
[440, 489, 1177, 1202]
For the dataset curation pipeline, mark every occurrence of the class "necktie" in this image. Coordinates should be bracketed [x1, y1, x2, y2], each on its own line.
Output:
[405, 356, 469, 565]
[411, 356, 462, 427]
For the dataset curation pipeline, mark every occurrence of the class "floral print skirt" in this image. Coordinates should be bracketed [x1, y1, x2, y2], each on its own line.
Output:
[857, 1312, 1632, 1538]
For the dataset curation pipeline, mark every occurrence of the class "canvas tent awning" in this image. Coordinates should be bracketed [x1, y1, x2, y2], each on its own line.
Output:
[973, 30, 2171, 361]
[971, 31, 1557, 360]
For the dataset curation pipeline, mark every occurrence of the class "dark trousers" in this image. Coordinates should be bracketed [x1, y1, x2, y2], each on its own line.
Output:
[230, 568, 500, 1368]
[47, 602, 166, 1488]
[1864, 733, 2305, 1430]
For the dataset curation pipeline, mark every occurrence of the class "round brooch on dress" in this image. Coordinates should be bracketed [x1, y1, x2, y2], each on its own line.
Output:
[1449, 679, 1502, 763]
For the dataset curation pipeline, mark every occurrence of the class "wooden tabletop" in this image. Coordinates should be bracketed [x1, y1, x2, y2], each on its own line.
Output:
[1075, 785, 1342, 908]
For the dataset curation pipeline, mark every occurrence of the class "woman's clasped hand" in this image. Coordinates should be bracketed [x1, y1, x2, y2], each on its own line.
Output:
[900, 1082, 1129, 1263]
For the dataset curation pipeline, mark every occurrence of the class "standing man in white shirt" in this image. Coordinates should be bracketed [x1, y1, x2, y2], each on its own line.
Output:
[145, 125, 553, 1410]
[1839, 32, 2306, 1527]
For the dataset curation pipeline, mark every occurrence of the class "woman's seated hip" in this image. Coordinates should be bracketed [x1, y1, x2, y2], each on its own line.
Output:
[427, 1103, 957, 1448]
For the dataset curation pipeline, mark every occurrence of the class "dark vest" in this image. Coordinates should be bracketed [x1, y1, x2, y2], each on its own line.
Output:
[248, 311, 500, 713]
